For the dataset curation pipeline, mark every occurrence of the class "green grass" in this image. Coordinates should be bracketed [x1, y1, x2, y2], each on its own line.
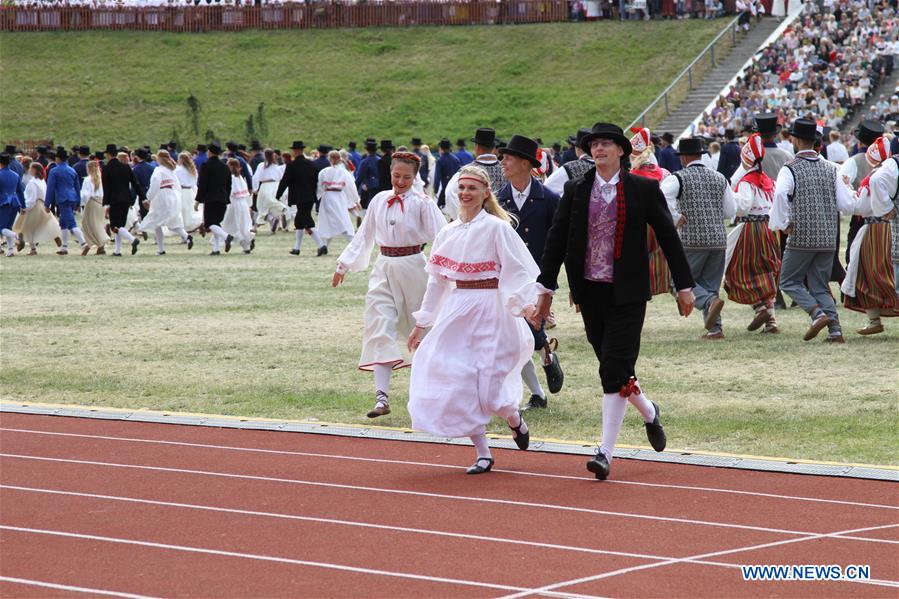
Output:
[1, 228, 897, 466]
[0, 20, 726, 148]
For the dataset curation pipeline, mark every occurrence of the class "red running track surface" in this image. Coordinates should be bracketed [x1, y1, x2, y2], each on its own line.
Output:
[0, 412, 897, 598]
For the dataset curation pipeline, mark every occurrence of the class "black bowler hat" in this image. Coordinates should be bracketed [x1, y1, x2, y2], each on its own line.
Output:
[196, 144, 207, 152]
[495, 138, 507, 150]
[105, 144, 118, 155]
[79, 145, 90, 155]
[675, 137, 706, 156]
[4, 145, 17, 154]
[661, 132, 674, 144]
[552, 142, 561, 151]
[208, 141, 223, 154]
[250, 140, 262, 151]
[226, 140, 238, 151]
[456, 138, 466, 147]
[410, 137, 422, 146]
[348, 141, 357, 149]
[856, 120, 884, 147]
[580, 122, 632, 156]
[364, 140, 378, 151]
[317, 144, 331, 154]
[55, 146, 68, 161]
[135, 148, 151, 161]
[379, 139, 394, 151]
[471, 128, 496, 148]
[754, 112, 780, 135]
[37, 145, 48, 154]
[291, 140, 306, 150]
[438, 138, 452, 150]
[498, 134, 541, 167]
[94, 151, 105, 161]
[567, 127, 591, 145]
[789, 118, 818, 142]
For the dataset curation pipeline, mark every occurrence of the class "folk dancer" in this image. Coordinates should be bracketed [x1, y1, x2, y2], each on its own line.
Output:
[79, 160, 109, 254]
[101, 145, 145, 256]
[769, 119, 856, 343]
[0, 153, 26, 257]
[841, 136, 899, 334]
[661, 137, 736, 339]
[407, 164, 538, 474]
[533, 123, 696, 480]
[252, 149, 289, 234]
[222, 158, 256, 254]
[276, 141, 324, 256]
[14, 162, 62, 255]
[839, 120, 885, 266]
[316, 150, 360, 248]
[725, 134, 781, 333]
[45, 148, 89, 256]
[331, 152, 445, 419]
[138, 150, 193, 255]
[195, 142, 232, 255]
[496, 135, 565, 411]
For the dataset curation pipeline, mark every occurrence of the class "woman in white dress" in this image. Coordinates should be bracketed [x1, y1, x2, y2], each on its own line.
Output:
[252, 149, 289, 233]
[138, 150, 193, 255]
[175, 152, 202, 233]
[14, 162, 61, 255]
[407, 164, 540, 474]
[331, 152, 445, 419]
[317, 150, 359, 247]
[222, 158, 255, 253]
[79, 160, 110, 254]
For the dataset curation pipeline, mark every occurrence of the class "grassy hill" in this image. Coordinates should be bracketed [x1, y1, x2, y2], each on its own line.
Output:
[0, 20, 724, 149]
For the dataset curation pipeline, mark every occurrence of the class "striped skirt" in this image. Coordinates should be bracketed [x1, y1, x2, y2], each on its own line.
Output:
[724, 221, 781, 305]
[647, 226, 671, 296]
[844, 222, 899, 316]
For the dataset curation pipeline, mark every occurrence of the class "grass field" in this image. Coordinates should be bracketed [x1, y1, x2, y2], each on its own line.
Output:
[1, 227, 897, 466]
[0, 19, 726, 148]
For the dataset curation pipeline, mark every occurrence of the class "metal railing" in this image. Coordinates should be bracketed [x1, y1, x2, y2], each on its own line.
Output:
[627, 14, 741, 132]
[0, 1, 568, 32]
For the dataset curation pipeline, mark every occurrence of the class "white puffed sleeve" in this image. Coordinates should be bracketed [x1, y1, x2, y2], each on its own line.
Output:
[415, 192, 447, 243]
[342, 168, 360, 208]
[413, 275, 453, 328]
[336, 197, 378, 273]
[494, 218, 540, 317]
[25, 180, 41, 210]
[146, 169, 162, 202]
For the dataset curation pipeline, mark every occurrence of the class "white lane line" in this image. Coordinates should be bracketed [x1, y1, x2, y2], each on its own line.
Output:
[0, 484, 738, 570]
[2, 426, 895, 511]
[499, 522, 899, 599]
[0, 452, 836, 538]
[0, 576, 159, 599]
[0, 525, 603, 599]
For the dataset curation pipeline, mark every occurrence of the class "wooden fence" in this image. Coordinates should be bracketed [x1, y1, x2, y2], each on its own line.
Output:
[1, 1, 569, 32]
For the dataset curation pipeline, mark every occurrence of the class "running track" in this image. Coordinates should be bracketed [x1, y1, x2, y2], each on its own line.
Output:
[1, 412, 897, 598]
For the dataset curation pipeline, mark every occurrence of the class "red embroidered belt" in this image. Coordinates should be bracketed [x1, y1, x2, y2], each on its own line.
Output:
[456, 278, 499, 289]
[380, 245, 422, 257]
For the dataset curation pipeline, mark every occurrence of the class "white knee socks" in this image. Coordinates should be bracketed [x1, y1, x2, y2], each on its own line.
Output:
[61, 229, 70, 248]
[154, 227, 165, 253]
[373, 363, 392, 395]
[599, 393, 628, 462]
[118, 227, 135, 243]
[471, 433, 492, 459]
[521, 360, 545, 398]
[308, 228, 324, 247]
[2, 229, 15, 254]
[70, 227, 86, 246]
[294, 230, 303, 251]
[171, 227, 188, 242]
[627, 387, 657, 423]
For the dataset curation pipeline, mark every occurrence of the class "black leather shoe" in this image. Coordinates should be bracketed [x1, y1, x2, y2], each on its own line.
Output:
[521, 394, 547, 411]
[586, 452, 610, 480]
[317, 245, 328, 256]
[289, 249, 300, 255]
[224, 235, 233, 253]
[509, 412, 529, 451]
[543, 352, 563, 394]
[645, 401, 667, 452]
[186, 235, 194, 250]
[209, 251, 221, 256]
[250, 238, 255, 251]
[131, 239, 140, 255]
[466, 457, 494, 475]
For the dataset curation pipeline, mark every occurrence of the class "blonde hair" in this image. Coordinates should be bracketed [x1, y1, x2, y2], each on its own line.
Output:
[157, 149, 176, 170]
[87, 160, 101, 189]
[630, 146, 656, 170]
[178, 151, 197, 177]
[457, 164, 514, 224]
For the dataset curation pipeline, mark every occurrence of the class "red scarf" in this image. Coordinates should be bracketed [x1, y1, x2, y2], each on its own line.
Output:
[738, 169, 774, 202]
[613, 179, 626, 260]
[858, 174, 872, 194]
[387, 194, 404, 212]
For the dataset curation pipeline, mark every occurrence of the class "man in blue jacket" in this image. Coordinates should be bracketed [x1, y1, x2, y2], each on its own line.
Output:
[716, 129, 741, 180]
[355, 140, 380, 215]
[45, 148, 89, 255]
[3, 146, 24, 177]
[455, 138, 474, 165]
[497, 135, 565, 410]
[657, 132, 680, 172]
[0, 153, 25, 256]
[433, 138, 461, 207]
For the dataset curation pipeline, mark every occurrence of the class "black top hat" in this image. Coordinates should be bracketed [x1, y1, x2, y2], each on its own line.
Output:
[55, 147, 68, 161]
[456, 138, 466, 147]
[37, 145, 48, 154]
[348, 141, 357, 149]
[675, 137, 706, 156]
[196, 144, 207, 152]
[208, 141, 223, 154]
[661, 132, 674, 144]
[3, 145, 16, 154]
[167, 139, 177, 148]
[567, 127, 591, 145]
[580, 122, 632, 156]
[79, 145, 90, 155]
[438, 138, 452, 150]
[135, 148, 151, 161]
[410, 137, 422, 146]
[364, 140, 378, 151]
[498, 134, 541, 168]
[495, 138, 507, 149]
[754, 113, 780, 135]
[856, 120, 884, 147]
[379, 140, 394, 151]
[105, 144, 118, 155]
[226, 140, 238, 151]
[238, 144, 247, 151]
[789, 118, 818, 142]
[291, 140, 306, 150]
[94, 151, 105, 161]
[552, 142, 561, 151]
[317, 144, 331, 154]
[471, 128, 496, 148]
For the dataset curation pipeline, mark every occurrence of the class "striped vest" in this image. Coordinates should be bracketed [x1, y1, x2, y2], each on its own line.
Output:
[563, 157, 594, 181]
[674, 164, 728, 249]
[785, 157, 838, 251]
[474, 160, 506, 194]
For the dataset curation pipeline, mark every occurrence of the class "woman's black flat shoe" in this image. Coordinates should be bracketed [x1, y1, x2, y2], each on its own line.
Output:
[466, 457, 494, 475]
[509, 412, 530, 450]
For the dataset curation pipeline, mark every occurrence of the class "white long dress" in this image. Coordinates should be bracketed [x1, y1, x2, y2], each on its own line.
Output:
[222, 175, 255, 247]
[316, 164, 359, 240]
[408, 209, 539, 438]
[139, 166, 185, 232]
[79, 176, 109, 248]
[337, 188, 446, 371]
[252, 162, 288, 224]
[175, 164, 202, 231]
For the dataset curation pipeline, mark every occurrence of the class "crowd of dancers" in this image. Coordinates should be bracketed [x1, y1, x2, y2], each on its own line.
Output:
[1, 114, 897, 477]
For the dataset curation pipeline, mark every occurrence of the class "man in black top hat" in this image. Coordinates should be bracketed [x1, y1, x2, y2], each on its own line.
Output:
[194, 144, 209, 170]
[497, 134, 565, 410]
[277, 141, 326, 256]
[196, 142, 232, 255]
[4, 145, 23, 177]
[559, 134, 578, 166]
[410, 137, 429, 186]
[101, 144, 145, 256]
[132, 148, 154, 223]
[313, 144, 331, 174]
[432, 138, 461, 207]
[455, 137, 473, 166]
[347, 141, 362, 170]
[840, 120, 885, 264]
[73, 146, 91, 183]
[769, 118, 856, 343]
[248, 140, 265, 171]
[35, 145, 49, 168]
[376, 140, 395, 195]
[532, 122, 695, 480]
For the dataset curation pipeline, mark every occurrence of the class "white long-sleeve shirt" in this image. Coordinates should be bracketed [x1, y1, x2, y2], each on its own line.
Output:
[24, 178, 47, 210]
[336, 189, 446, 274]
[865, 158, 899, 218]
[543, 155, 594, 196]
[146, 166, 182, 203]
[660, 160, 737, 222]
[79, 176, 102, 207]
[175, 165, 198, 189]
[317, 165, 360, 208]
[729, 165, 774, 217]
[252, 162, 283, 192]
[768, 152, 856, 232]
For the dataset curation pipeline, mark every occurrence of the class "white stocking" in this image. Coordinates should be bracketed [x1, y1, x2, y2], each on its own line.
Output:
[154, 227, 165, 253]
[521, 360, 545, 398]
[294, 230, 303, 251]
[627, 385, 656, 423]
[599, 393, 628, 462]
[470, 433, 492, 459]
[70, 227, 86, 246]
[308, 227, 324, 247]
[373, 363, 392, 395]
